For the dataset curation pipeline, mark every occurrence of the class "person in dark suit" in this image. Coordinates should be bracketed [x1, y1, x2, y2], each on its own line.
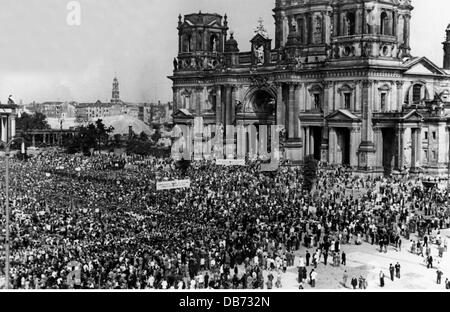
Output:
[351, 277, 358, 289]
[389, 264, 395, 281]
[323, 250, 328, 265]
[306, 251, 311, 266]
[379, 271, 385, 287]
[395, 263, 401, 279]
[341, 251, 346, 266]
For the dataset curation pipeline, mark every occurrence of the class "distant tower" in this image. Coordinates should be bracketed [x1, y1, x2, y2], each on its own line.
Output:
[443, 24, 450, 69]
[111, 77, 120, 104]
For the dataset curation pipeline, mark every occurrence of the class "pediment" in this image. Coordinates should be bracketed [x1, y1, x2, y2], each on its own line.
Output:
[326, 109, 361, 122]
[404, 57, 446, 76]
[403, 110, 424, 122]
[172, 109, 194, 119]
[251, 33, 271, 45]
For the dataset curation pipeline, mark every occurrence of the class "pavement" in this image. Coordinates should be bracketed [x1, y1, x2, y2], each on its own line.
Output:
[264, 229, 450, 290]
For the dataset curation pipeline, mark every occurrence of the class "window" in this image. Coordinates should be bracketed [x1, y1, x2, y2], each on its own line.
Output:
[432, 132, 436, 140]
[380, 12, 390, 35]
[344, 93, 351, 109]
[412, 84, 422, 103]
[432, 150, 437, 160]
[424, 150, 429, 162]
[314, 94, 321, 111]
[380, 93, 387, 111]
[424, 131, 428, 140]
[345, 12, 356, 36]
[298, 18, 305, 43]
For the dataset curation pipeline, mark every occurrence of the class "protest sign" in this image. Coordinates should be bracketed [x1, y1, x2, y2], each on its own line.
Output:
[216, 159, 246, 166]
[156, 179, 191, 191]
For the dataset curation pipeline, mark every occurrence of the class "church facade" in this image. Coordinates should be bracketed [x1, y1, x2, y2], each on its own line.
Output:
[169, 0, 450, 176]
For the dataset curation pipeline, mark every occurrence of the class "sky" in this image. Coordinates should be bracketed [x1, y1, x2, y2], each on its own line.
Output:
[0, 0, 449, 104]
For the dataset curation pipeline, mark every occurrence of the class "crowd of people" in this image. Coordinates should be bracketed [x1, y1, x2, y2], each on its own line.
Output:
[0, 151, 448, 290]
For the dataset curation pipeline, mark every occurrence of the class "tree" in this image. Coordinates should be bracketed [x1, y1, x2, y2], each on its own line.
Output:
[16, 112, 50, 131]
[139, 131, 149, 142]
[302, 155, 318, 192]
[151, 126, 161, 144]
[66, 119, 114, 155]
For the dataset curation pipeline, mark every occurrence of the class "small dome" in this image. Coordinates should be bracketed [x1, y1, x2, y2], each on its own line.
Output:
[225, 32, 239, 52]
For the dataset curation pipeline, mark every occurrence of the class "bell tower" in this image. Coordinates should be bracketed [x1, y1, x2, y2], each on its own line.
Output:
[176, 12, 229, 71]
[443, 24, 450, 69]
[329, 0, 414, 61]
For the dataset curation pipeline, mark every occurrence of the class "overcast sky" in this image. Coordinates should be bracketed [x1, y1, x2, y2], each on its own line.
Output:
[0, 0, 449, 104]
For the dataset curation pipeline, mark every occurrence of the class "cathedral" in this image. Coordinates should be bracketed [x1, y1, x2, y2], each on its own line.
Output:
[169, 0, 450, 176]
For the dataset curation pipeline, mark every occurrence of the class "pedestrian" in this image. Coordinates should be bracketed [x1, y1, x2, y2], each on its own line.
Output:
[389, 264, 395, 281]
[395, 262, 401, 279]
[351, 277, 358, 289]
[306, 251, 310, 267]
[341, 251, 346, 266]
[436, 269, 443, 284]
[342, 270, 349, 288]
[310, 269, 317, 288]
[323, 250, 328, 266]
[379, 271, 385, 287]
[427, 256, 433, 269]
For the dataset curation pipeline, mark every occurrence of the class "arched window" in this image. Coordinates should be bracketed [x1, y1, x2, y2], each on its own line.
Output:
[412, 84, 423, 103]
[380, 11, 390, 35]
[210, 34, 218, 52]
[197, 32, 203, 51]
[345, 12, 356, 36]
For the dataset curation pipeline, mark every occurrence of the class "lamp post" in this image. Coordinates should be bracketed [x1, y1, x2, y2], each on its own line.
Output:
[2, 137, 23, 289]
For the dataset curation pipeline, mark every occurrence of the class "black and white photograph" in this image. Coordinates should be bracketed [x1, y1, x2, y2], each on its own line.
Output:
[0, 0, 449, 303]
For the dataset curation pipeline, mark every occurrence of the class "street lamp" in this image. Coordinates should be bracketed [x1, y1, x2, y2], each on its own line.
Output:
[1, 137, 24, 289]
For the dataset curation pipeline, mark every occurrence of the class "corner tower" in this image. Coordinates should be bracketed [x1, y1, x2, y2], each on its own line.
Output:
[443, 24, 450, 69]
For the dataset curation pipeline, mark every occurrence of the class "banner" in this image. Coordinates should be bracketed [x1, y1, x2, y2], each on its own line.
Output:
[156, 179, 191, 191]
[260, 163, 279, 172]
[216, 159, 246, 166]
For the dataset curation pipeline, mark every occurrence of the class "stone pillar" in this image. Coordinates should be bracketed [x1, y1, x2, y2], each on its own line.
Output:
[309, 128, 315, 156]
[225, 86, 232, 126]
[10, 116, 16, 139]
[396, 81, 404, 111]
[294, 85, 301, 138]
[32, 134, 36, 147]
[231, 85, 238, 125]
[1, 117, 7, 143]
[411, 128, 417, 169]
[396, 127, 405, 170]
[305, 126, 310, 157]
[329, 128, 337, 164]
[374, 127, 384, 169]
[43, 133, 46, 144]
[288, 83, 296, 139]
[215, 86, 222, 126]
[276, 83, 285, 128]
[404, 14, 411, 54]
[358, 80, 376, 169]
[350, 127, 360, 168]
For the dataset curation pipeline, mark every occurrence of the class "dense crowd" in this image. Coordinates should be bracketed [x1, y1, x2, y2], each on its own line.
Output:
[0, 151, 449, 289]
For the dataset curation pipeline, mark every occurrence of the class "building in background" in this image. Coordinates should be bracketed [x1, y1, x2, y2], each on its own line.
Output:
[169, 0, 450, 177]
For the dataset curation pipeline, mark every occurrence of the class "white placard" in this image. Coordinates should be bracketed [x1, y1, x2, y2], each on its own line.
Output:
[216, 159, 246, 166]
[156, 179, 191, 191]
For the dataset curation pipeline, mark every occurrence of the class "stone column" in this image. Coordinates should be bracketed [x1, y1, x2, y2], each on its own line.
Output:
[305, 127, 310, 157]
[1, 117, 7, 143]
[404, 14, 411, 54]
[309, 128, 315, 156]
[358, 80, 376, 169]
[416, 128, 422, 168]
[329, 128, 337, 164]
[225, 86, 232, 126]
[32, 134, 36, 147]
[294, 84, 301, 138]
[231, 85, 238, 125]
[276, 83, 284, 127]
[215, 86, 222, 126]
[350, 127, 360, 168]
[288, 83, 296, 139]
[396, 81, 404, 111]
[396, 127, 405, 170]
[411, 128, 417, 169]
[374, 127, 384, 168]
[10, 116, 16, 139]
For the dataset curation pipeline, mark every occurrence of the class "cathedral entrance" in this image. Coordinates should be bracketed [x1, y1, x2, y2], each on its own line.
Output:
[336, 128, 351, 166]
[382, 128, 396, 175]
[311, 127, 322, 161]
